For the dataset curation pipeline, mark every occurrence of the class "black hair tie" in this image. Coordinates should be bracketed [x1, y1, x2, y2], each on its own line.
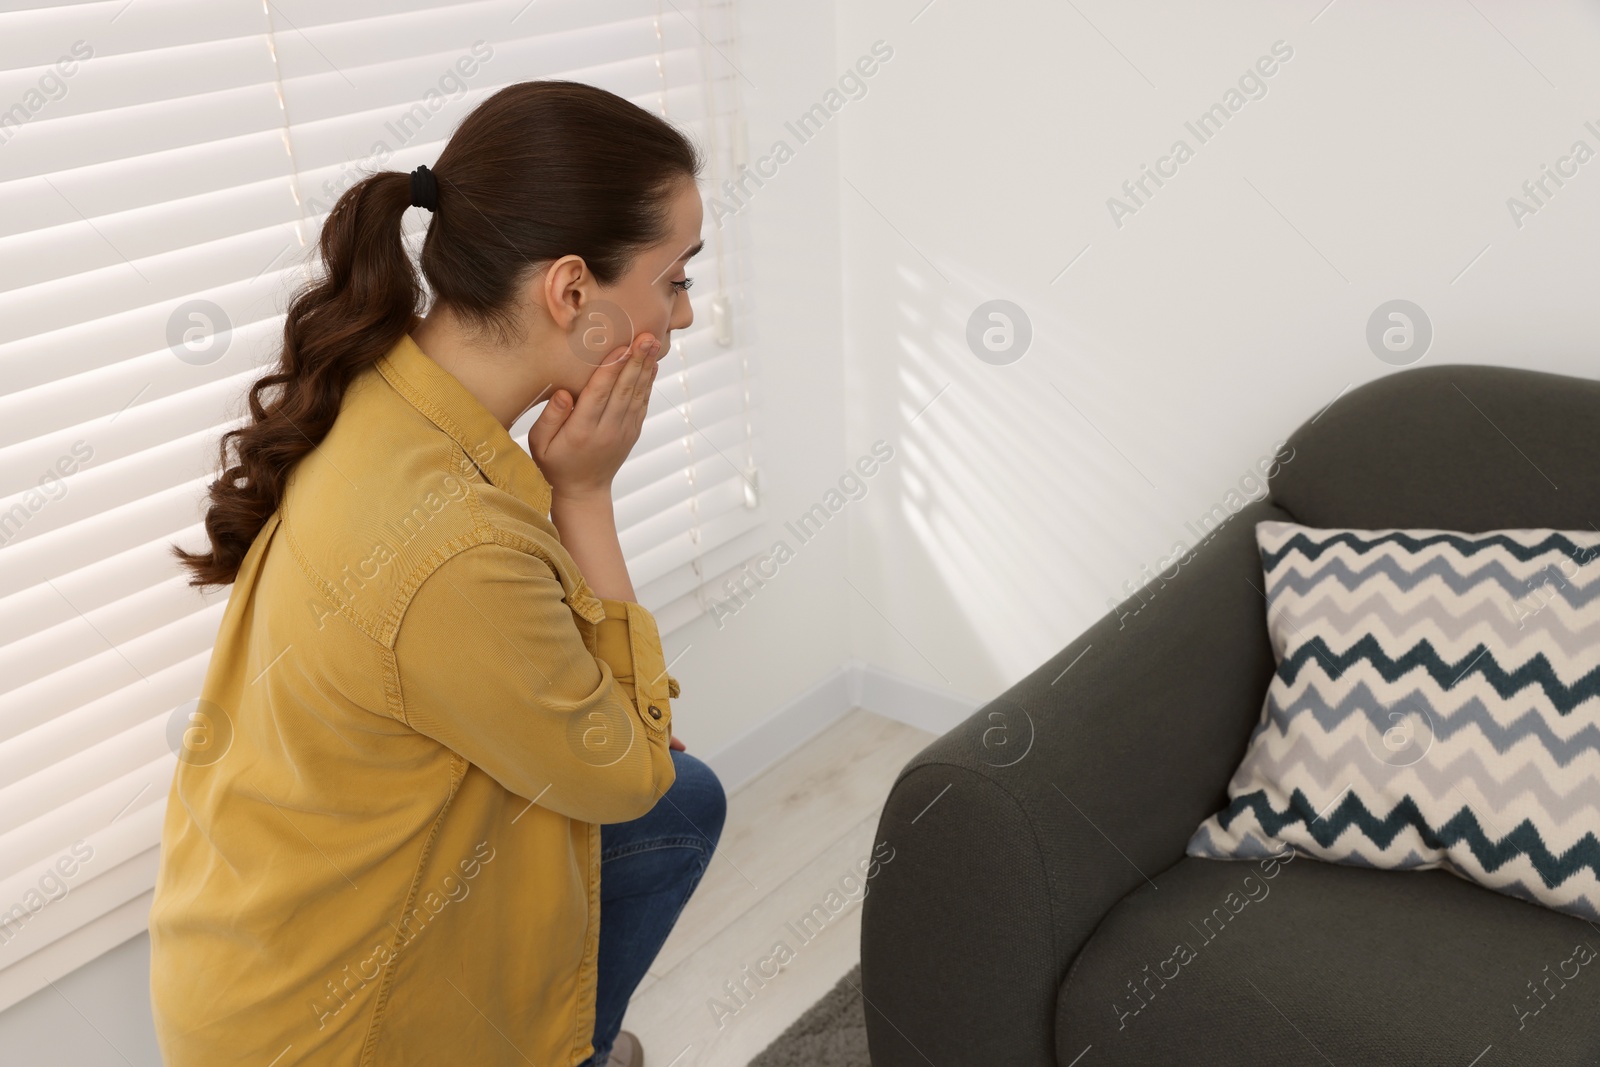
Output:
[410, 164, 438, 212]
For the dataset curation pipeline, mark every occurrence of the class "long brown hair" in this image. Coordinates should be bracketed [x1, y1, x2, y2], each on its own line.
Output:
[173, 79, 702, 588]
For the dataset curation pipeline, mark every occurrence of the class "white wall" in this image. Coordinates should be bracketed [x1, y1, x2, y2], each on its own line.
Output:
[834, 0, 1600, 699]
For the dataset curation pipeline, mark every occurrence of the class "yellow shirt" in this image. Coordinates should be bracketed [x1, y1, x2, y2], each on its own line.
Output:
[149, 331, 678, 1066]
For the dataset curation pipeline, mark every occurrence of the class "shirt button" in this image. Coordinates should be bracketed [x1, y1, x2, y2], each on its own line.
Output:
[647, 704, 662, 720]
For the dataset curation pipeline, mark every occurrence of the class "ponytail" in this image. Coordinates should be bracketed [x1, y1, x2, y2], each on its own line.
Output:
[172, 170, 421, 587]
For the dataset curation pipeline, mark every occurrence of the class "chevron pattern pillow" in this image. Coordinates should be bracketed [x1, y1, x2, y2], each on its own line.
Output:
[1188, 520, 1600, 920]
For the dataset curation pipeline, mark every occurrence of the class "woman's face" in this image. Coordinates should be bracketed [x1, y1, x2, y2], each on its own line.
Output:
[557, 178, 704, 388]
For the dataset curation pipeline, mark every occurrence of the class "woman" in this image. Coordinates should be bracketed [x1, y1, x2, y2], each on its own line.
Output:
[150, 80, 726, 1067]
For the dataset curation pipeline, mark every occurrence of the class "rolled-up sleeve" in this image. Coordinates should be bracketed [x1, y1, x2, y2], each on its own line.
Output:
[391, 541, 676, 824]
[594, 596, 681, 710]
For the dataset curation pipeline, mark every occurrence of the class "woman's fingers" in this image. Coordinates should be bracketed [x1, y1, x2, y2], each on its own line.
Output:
[612, 336, 652, 414]
[598, 334, 656, 431]
[633, 356, 658, 430]
[526, 388, 573, 459]
[625, 342, 658, 434]
[568, 338, 636, 428]
[556, 332, 659, 453]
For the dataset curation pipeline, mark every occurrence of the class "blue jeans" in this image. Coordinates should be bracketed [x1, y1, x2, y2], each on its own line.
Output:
[579, 748, 726, 1066]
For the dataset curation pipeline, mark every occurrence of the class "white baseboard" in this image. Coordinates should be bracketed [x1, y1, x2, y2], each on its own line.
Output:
[847, 658, 983, 737]
[703, 659, 984, 795]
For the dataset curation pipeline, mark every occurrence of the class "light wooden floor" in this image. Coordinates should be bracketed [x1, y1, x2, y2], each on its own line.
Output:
[619, 708, 936, 1067]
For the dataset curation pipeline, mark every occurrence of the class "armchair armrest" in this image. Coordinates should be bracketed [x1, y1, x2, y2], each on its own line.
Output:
[860, 498, 1291, 1065]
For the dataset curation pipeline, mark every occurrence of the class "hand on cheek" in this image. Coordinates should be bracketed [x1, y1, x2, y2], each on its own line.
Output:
[526, 331, 660, 497]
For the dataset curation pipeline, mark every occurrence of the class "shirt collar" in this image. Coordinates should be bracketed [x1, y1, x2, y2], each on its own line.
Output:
[375, 331, 554, 516]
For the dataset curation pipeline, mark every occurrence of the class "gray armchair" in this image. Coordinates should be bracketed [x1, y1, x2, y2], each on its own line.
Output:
[860, 363, 1600, 1065]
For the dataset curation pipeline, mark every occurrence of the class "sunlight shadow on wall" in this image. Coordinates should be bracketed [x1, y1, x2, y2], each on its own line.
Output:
[864, 257, 1181, 686]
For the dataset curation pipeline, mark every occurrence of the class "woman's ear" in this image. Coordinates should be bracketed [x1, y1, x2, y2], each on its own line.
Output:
[538, 255, 591, 335]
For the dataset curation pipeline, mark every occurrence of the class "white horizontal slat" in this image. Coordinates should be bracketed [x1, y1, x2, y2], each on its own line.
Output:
[0, 0, 264, 70]
[618, 407, 757, 532]
[637, 342, 751, 405]
[0, 170, 309, 302]
[0, 616, 217, 754]
[636, 502, 768, 607]
[264, 0, 663, 40]
[0, 524, 213, 649]
[0, 783, 164, 907]
[284, 51, 708, 185]
[0, 424, 237, 549]
[0, 572, 220, 701]
[3, 80, 289, 196]
[625, 471, 754, 588]
[647, 338, 754, 407]
[0, 212, 312, 353]
[0, 276, 288, 406]
[0, 30, 276, 119]
[274, 17, 687, 107]
[0, 697, 191, 854]
[0, 478, 208, 599]
[620, 455, 758, 566]
[0, 370, 256, 496]
[0, 888, 153, 1016]
[0, 730, 173, 887]
[642, 519, 776, 633]
[621, 367, 756, 494]
[0, 826, 162, 974]
[0, 135, 299, 265]
[639, 518, 772, 609]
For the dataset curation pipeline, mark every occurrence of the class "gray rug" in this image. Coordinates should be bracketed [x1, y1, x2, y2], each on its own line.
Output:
[747, 962, 871, 1067]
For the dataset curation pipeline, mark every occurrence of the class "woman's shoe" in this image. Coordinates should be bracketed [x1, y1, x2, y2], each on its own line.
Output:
[603, 1029, 644, 1067]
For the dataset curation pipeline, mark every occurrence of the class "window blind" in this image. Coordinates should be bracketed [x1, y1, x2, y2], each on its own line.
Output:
[0, 0, 762, 1012]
